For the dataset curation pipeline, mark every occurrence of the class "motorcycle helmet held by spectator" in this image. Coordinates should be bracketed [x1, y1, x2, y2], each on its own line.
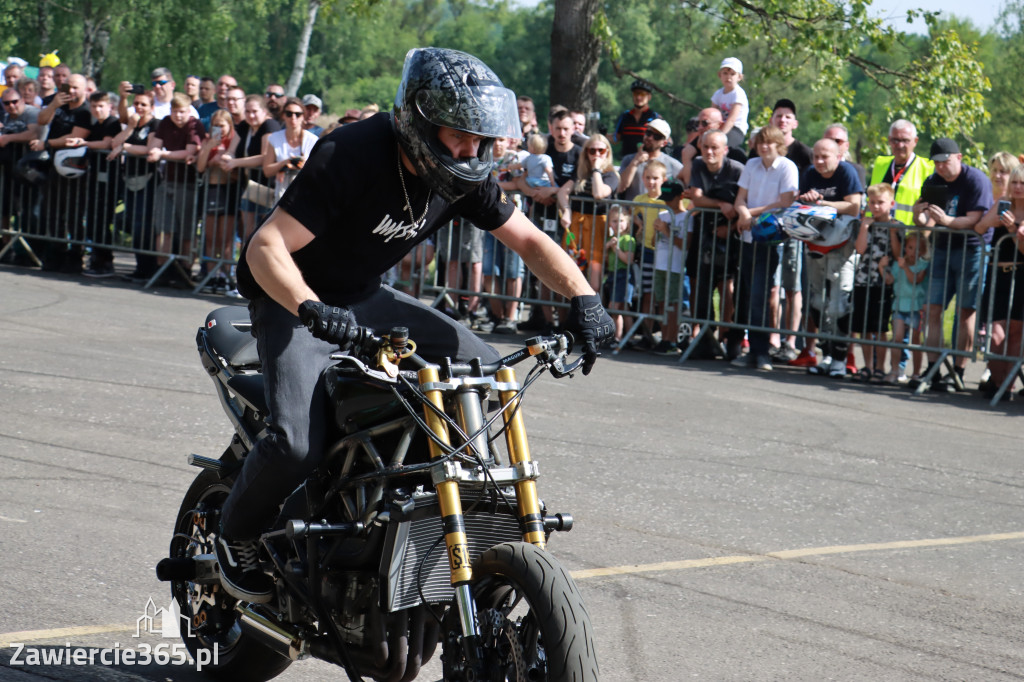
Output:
[777, 203, 857, 258]
[54, 147, 88, 179]
[393, 47, 521, 203]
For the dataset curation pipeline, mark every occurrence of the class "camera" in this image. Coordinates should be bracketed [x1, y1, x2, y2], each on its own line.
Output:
[129, 83, 146, 95]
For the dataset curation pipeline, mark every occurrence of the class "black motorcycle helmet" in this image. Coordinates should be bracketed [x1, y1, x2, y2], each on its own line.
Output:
[393, 47, 522, 203]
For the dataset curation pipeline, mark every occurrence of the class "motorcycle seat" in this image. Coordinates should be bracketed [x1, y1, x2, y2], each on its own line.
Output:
[204, 306, 260, 368]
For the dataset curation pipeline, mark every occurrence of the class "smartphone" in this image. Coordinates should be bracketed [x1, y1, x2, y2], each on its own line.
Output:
[59, 83, 71, 94]
[998, 199, 1011, 215]
[130, 83, 146, 95]
[211, 127, 222, 140]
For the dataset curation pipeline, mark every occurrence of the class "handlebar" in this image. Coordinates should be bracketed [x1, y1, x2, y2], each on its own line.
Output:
[347, 326, 583, 379]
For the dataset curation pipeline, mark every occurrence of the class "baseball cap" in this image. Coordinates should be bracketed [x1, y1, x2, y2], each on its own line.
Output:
[659, 179, 685, 201]
[720, 57, 743, 75]
[647, 119, 671, 139]
[301, 94, 322, 110]
[930, 137, 960, 162]
[773, 98, 797, 116]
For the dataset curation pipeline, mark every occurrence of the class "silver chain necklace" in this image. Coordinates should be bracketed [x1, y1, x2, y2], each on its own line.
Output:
[396, 150, 432, 229]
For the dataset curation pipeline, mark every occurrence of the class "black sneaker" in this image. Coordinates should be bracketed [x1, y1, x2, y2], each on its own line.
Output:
[214, 535, 273, 603]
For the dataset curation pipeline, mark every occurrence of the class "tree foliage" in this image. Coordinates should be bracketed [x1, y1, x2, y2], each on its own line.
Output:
[0, 0, 1014, 165]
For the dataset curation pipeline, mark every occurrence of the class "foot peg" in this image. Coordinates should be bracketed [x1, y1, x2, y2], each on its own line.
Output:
[156, 554, 221, 583]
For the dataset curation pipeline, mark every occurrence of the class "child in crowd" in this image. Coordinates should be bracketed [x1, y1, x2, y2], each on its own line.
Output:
[602, 204, 636, 342]
[652, 179, 689, 354]
[851, 183, 898, 381]
[881, 232, 929, 384]
[512, 133, 557, 188]
[631, 160, 667, 348]
[711, 57, 749, 150]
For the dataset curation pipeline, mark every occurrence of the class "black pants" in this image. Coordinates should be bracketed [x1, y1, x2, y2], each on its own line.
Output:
[220, 285, 501, 540]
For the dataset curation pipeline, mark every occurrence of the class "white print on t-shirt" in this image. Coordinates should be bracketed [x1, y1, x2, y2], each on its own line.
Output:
[372, 213, 425, 243]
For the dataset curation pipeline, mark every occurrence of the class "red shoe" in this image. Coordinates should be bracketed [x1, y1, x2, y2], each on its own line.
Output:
[789, 348, 818, 367]
[845, 351, 857, 375]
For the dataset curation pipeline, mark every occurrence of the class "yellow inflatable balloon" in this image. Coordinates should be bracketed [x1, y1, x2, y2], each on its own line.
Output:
[39, 51, 60, 68]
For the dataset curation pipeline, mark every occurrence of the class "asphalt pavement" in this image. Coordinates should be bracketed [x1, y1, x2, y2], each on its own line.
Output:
[0, 264, 1022, 681]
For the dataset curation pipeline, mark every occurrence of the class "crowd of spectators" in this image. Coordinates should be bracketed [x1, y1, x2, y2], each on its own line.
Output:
[1, 56, 1022, 404]
[0, 61, 374, 294]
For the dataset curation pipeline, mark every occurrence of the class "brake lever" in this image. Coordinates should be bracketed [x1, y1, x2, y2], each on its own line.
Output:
[548, 354, 585, 378]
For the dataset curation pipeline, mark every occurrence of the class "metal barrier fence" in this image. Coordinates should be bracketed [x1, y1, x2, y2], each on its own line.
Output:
[1, 144, 1021, 406]
[0, 143, 262, 292]
[414, 193, 1024, 406]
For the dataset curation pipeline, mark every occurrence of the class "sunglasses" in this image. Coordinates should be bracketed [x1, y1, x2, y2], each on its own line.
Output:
[697, 120, 712, 127]
[151, 80, 170, 86]
[826, 137, 846, 145]
[2, 99, 20, 106]
[587, 147, 608, 155]
[283, 110, 304, 118]
[644, 130, 665, 141]
[266, 91, 285, 98]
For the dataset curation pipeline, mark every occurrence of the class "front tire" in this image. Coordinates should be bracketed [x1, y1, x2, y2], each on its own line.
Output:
[168, 469, 291, 681]
[442, 541, 599, 681]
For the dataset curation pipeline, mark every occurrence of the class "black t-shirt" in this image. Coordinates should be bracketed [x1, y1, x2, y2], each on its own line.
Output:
[124, 117, 159, 177]
[921, 164, 993, 250]
[236, 113, 516, 305]
[46, 101, 89, 141]
[78, 113, 122, 177]
[243, 118, 282, 185]
[689, 157, 745, 231]
[799, 160, 864, 199]
[537, 140, 581, 222]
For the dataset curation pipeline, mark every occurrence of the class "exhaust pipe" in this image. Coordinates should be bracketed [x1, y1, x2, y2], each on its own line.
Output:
[236, 605, 307, 660]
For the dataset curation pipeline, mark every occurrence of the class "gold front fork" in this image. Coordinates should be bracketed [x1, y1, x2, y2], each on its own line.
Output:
[418, 367, 473, 585]
[496, 367, 546, 549]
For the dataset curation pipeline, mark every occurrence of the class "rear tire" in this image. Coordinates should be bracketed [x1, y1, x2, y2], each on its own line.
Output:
[168, 469, 291, 681]
[442, 541, 599, 681]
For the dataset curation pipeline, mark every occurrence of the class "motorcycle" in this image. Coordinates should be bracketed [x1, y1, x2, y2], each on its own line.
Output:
[155, 305, 600, 682]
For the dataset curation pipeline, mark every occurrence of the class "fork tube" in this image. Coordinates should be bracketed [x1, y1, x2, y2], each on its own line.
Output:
[418, 367, 473, 589]
[495, 367, 546, 549]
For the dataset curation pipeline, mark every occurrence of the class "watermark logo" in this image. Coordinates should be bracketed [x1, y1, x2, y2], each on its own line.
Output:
[8, 597, 219, 671]
[134, 596, 192, 640]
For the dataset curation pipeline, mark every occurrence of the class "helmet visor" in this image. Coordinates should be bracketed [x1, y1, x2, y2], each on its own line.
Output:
[415, 85, 522, 140]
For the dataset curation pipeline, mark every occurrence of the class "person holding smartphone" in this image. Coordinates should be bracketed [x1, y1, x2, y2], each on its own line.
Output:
[973, 162, 1024, 398]
[262, 96, 318, 205]
[912, 137, 993, 392]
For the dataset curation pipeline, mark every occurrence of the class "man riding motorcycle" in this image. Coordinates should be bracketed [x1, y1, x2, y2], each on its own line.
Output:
[216, 47, 614, 603]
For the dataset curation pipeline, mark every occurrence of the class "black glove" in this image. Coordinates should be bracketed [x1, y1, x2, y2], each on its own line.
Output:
[298, 300, 357, 348]
[566, 294, 615, 375]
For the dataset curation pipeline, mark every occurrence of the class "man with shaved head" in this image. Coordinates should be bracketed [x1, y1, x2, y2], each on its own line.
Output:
[676, 107, 747, 184]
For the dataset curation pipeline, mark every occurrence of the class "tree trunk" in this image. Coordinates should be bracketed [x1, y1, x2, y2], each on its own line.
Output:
[550, 0, 601, 116]
[285, 0, 322, 97]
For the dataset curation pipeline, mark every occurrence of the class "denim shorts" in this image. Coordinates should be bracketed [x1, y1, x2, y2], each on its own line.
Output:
[893, 309, 922, 331]
[481, 232, 524, 279]
[927, 244, 983, 310]
[605, 268, 634, 304]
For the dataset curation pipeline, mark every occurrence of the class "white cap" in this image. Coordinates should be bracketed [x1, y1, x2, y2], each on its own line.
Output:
[647, 118, 671, 139]
[720, 57, 743, 74]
